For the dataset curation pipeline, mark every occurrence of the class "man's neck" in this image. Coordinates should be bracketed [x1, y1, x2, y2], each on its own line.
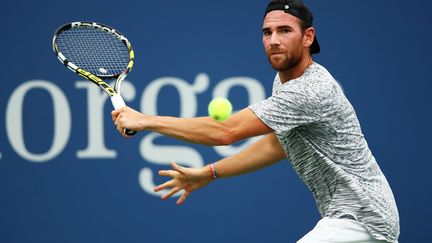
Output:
[279, 56, 313, 83]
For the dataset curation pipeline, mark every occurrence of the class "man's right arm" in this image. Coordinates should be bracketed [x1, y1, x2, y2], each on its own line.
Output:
[112, 106, 273, 145]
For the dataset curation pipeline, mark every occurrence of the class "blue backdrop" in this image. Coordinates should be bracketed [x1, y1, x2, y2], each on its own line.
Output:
[1, 0, 431, 242]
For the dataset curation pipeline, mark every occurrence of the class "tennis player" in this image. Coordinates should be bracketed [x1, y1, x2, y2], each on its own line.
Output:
[112, 0, 400, 242]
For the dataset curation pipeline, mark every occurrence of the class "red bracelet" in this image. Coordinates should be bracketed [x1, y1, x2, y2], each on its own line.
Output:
[210, 163, 219, 180]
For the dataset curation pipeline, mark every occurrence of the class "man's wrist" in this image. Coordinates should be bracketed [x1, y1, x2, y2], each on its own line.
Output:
[209, 163, 219, 180]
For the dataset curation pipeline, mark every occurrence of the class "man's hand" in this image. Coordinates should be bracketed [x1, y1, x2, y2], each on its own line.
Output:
[111, 106, 146, 137]
[154, 161, 212, 205]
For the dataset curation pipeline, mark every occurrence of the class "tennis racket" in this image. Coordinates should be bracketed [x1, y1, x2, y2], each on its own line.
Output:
[52, 21, 137, 136]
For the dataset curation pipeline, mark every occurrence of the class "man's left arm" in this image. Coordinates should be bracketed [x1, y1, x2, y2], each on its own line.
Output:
[154, 132, 287, 205]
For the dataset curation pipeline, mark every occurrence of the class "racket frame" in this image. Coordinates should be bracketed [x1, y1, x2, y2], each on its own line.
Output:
[52, 21, 137, 135]
[52, 21, 135, 98]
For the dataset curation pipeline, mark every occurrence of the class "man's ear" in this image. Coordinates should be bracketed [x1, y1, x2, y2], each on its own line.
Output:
[304, 27, 315, 48]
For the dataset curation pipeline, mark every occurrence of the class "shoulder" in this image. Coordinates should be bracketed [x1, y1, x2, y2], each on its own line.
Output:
[304, 63, 337, 90]
[273, 63, 328, 105]
[300, 63, 344, 102]
[274, 63, 347, 112]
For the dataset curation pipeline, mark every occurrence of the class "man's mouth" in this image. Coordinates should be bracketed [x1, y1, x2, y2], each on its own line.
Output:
[269, 50, 284, 55]
[270, 52, 284, 57]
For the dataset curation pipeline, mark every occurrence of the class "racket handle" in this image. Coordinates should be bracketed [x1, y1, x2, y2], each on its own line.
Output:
[124, 129, 137, 136]
[110, 94, 137, 136]
[111, 94, 127, 109]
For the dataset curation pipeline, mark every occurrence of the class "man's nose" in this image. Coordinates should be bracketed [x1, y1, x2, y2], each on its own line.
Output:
[270, 32, 280, 45]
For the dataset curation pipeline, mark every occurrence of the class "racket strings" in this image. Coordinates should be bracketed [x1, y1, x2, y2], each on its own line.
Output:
[56, 27, 130, 77]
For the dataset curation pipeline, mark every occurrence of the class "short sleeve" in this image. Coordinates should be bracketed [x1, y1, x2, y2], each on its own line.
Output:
[249, 81, 321, 134]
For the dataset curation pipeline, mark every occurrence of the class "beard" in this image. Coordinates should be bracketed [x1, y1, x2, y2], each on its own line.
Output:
[267, 48, 302, 72]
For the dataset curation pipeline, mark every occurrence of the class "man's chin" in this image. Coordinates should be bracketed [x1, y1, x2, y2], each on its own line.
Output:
[270, 62, 286, 71]
[269, 56, 300, 72]
[269, 57, 286, 70]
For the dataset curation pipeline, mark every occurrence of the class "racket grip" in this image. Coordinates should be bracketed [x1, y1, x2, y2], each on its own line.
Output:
[111, 94, 127, 109]
[110, 94, 137, 136]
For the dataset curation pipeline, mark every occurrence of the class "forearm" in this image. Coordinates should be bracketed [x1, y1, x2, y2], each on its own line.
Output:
[212, 133, 287, 178]
[144, 115, 233, 146]
[113, 106, 273, 145]
[153, 133, 286, 205]
[141, 108, 272, 146]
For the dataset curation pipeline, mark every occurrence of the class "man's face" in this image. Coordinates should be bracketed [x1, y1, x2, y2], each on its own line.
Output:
[262, 10, 306, 72]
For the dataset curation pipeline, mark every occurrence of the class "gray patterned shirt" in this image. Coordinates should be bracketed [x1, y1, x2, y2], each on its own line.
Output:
[249, 62, 399, 242]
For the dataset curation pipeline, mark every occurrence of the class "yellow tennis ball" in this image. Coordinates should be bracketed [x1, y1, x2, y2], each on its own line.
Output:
[208, 97, 232, 122]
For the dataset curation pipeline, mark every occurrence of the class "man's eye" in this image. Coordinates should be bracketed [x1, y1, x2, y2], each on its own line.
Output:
[263, 31, 271, 36]
[281, 29, 290, 34]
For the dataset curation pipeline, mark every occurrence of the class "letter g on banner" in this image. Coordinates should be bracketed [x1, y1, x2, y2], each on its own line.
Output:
[138, 74, 209, 196]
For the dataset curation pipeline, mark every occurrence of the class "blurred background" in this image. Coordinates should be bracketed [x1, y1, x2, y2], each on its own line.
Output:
[1, 0, 431, 242]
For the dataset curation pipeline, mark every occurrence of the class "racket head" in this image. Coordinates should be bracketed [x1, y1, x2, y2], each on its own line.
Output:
[52, 22, 135, 96]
